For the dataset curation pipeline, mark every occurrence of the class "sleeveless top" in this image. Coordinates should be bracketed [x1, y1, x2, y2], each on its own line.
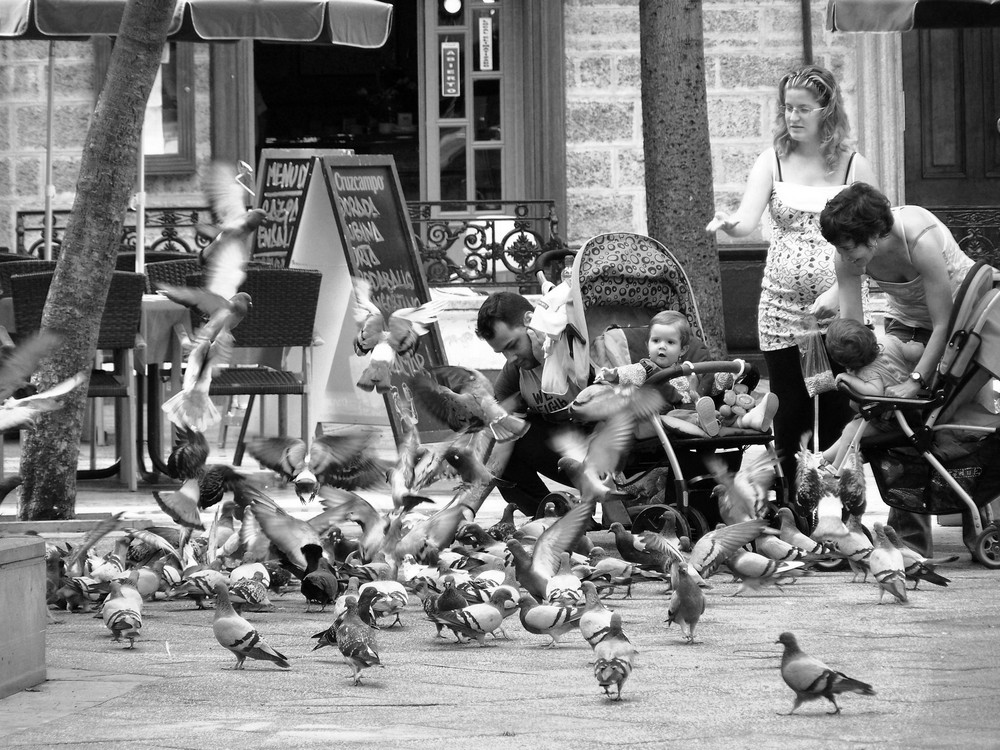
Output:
[758, 150, 858, 351]
[873, 207, 974, 330]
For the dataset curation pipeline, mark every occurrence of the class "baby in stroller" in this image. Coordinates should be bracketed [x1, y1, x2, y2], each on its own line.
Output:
[594, 309, 779, 436]
[821, 317, 924, 466]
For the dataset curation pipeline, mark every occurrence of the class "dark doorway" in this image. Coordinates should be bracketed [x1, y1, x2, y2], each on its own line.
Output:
[902, 28, 1000, 265]
[253, 0, 421, 200]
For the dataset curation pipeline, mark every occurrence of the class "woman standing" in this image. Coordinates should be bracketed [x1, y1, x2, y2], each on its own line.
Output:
[821, 182, 978, 556]
[707, 64, 878, 487]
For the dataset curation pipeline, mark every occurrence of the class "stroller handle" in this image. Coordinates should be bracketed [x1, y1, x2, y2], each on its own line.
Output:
[644, 359, 753, 388]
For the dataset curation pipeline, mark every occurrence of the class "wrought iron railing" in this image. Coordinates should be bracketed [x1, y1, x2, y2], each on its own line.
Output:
[15, 207, 213, 257]
[406, 199, 574, 293]
[17, 199, 575, 293]
[930, 206, 1000, 267]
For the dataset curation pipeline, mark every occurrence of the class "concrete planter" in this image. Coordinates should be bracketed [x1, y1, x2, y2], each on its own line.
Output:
[0, 536, 46, 699]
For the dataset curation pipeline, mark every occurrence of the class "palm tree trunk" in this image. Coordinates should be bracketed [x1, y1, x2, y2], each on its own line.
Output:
[18, 0, 177, 519]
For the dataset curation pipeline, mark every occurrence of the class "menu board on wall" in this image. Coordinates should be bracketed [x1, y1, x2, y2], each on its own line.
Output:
[320, 154, 451, 442]
[253, 149, 350, 267]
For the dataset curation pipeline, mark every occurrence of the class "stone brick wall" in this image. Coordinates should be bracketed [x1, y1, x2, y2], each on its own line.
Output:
[0, 41, 211, 253]
[563, 0, 865, 247]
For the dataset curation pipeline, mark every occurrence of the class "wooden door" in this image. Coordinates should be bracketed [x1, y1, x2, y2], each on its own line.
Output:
[903, 28, 1000, 264]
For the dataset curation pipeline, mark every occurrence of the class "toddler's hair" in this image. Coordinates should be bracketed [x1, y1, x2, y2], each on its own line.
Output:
[825, 318, 879, 371]
[649, 310, 691, 347]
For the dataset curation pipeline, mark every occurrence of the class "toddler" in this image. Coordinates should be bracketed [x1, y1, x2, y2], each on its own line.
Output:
[595, 310, 777, 436]
[822, 317, 924, 465]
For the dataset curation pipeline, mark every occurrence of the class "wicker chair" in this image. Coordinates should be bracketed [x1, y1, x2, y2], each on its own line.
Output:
[9, 270, 144, 490]
[145, 258, 202, 293]
[116, 250, 198, 274]
[0, 259, 57, 299]
[185, 267, 322, 464]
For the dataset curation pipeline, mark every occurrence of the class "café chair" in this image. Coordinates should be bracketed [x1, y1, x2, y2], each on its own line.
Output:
[145, 258, 202, 293]
[0, 259, 57, 301]
[185, 267, 322, 464]
[9, 270, 145, 490]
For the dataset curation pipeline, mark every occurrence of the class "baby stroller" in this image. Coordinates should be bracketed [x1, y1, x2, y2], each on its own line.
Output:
[834, 261, 1000, 567]
[563, 231, 787, 541]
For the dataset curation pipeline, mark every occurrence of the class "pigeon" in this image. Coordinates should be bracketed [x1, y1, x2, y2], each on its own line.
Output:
[706, 452, 774, 525]
[101, 574, 143, 648]
[335, 595, 384, 685]
[883, 524, 956, 589]
[775, 507, 829, 556]
[794, 432, 825, 527]
[593, 612, 637, 701]
[211, 581, 290, 670]
[665, 562, 705, 643]
[360, 579, 409, 628]
[724, 548, 807, 596]
[414, 575, 467, 638]
[0, 369, 87, 433]
[487, 503, 518, 542]
[227, 571, 273, 613]
[409, 364, 527, 442]
[551, 409, 636, 506]
[166, 427, 210, 481]
[579, 580, 615, 650]
[153, 478, 205, 530]
[517, 593, 584, 648]
[352, 277, 446, 393]
[426, 588, 515, 646]
[544, 551, 585, 605]
[505, 497, 596, 601]
[248, 432, 391, 504]
[657, 519, 768, 580]
[869, 522, 908, 604]
[610, 522, 674, 573]
[776, 632, 875, 715]
[301, 544, 342, 611]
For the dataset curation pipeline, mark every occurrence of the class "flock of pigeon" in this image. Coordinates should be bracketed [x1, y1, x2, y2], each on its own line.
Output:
[4, 162, 961, 712]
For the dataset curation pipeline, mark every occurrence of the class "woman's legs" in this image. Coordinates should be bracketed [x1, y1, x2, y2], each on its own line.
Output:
[764, 345, 854, 497]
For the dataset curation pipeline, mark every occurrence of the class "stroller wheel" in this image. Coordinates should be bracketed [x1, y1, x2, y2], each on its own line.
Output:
[973, 525, 1000, 569]
[679, 505, 710, 543]
[630, 505, 689, 538]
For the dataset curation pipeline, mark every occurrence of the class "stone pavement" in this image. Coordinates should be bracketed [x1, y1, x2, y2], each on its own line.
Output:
[2, 436, 1000, 748]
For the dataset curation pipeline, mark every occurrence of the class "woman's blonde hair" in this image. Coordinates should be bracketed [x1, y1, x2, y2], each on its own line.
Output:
[772, 64, 851, 174]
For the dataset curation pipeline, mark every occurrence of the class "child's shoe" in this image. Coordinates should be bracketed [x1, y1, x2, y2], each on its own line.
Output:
[695, 396, 720, 436]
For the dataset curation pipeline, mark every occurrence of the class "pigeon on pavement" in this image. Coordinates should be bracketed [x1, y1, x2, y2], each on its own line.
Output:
[883, 524, 956, 588]
[869, 522, 908, 604]
[517, 593, 584, 648]
[335, 595, 383, 685]
[212, 581, 290, 670]
[593, 612, 637, 701]
[776, 632, 875, 715]
[665, 562, 705, 643]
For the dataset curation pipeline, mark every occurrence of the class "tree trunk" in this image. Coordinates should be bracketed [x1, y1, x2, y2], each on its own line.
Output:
[18, 0, 177, 520]
[639, 0, 726, 358]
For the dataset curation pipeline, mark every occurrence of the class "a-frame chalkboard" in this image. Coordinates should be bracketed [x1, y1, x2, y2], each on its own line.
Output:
[321, 154, 451, 444]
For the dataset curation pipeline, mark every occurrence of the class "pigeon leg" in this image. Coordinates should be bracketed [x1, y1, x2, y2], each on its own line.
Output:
[825, 696, 842, 715]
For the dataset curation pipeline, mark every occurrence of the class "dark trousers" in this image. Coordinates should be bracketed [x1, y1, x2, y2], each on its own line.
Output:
[763, 344, 854, 497]
[497, 414, 577, 517]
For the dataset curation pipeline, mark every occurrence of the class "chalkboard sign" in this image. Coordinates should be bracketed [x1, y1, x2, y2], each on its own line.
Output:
[253, 149, 350, 267]
[321, 154, 451, 443]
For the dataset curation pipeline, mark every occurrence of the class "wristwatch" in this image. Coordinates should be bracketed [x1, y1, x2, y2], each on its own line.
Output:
[909, 371, 925, 387]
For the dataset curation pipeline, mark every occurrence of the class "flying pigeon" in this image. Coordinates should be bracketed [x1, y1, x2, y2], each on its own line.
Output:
[409, 364, 527, 442]
[352, 277, 445, 393]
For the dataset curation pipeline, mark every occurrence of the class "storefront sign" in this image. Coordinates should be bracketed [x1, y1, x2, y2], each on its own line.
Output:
[478, 17, 493, 71]
[441, 42, 461, 97]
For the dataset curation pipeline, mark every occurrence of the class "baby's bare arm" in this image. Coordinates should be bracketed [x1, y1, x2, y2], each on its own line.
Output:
[835, 371, 884, 397]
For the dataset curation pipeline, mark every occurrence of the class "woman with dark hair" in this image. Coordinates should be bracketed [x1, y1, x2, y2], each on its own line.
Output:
[821, 181, 978, 555]
[707, 64, 878, 488]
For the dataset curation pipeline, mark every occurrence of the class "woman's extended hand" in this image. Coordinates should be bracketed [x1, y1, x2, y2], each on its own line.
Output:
[809, 286, 840, 320]
[706, 212, 739, 234]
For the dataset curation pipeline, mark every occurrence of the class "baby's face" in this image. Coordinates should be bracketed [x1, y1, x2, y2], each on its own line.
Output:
[647, 323, 684, 368]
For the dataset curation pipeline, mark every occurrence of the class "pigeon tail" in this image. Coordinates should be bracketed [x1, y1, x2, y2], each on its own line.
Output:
[162, 390, 221, 433]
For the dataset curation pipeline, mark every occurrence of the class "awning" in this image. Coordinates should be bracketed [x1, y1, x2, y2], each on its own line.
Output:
[826, 0, 1000, 31]
[0, 0, 393, 47]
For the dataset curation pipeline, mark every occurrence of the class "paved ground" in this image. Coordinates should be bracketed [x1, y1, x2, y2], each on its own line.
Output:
[2, 433, 1000, 748]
